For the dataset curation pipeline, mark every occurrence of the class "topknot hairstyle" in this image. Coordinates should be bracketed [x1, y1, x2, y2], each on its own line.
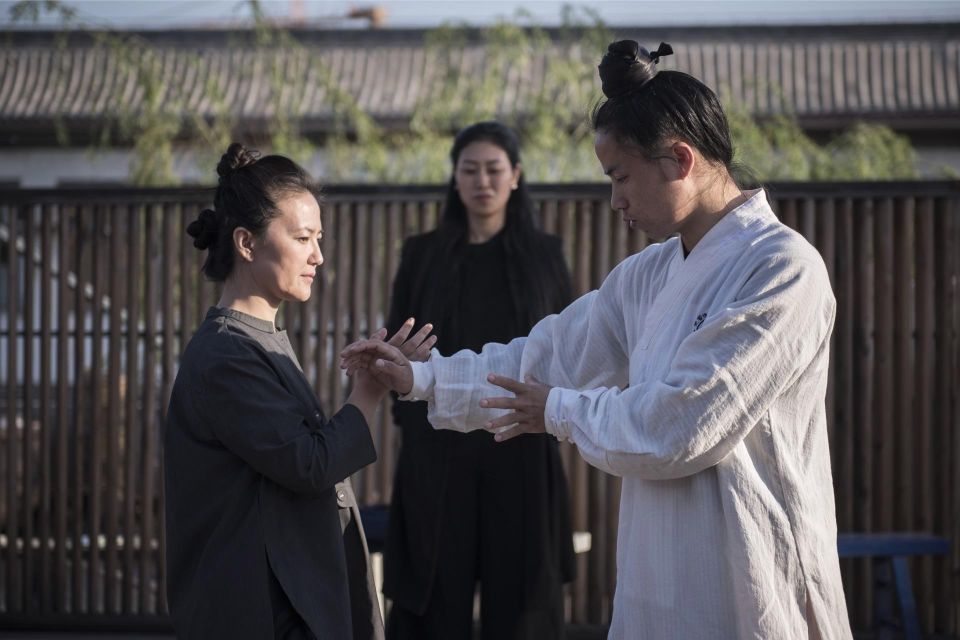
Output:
[591, 40, 735, 171]
[186, 143, 320, 281]
[598, 41, 673, 99]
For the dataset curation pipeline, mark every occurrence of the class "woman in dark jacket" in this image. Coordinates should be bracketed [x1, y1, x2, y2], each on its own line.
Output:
[383, 122, 576, 640]
[164, 143, 431, 640]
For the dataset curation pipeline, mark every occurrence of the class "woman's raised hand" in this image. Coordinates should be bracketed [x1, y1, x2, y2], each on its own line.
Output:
[341, 318, 434, 395]
[384, 317, 436, 362]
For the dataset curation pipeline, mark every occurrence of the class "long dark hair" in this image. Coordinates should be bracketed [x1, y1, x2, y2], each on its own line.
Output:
[434, 121, 560, 331]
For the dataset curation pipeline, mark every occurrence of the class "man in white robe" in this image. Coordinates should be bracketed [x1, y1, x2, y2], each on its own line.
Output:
[349, 189, 852, 639]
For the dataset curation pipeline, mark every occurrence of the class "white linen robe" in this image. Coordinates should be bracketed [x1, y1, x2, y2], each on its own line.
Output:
[404, 190, 852, 639]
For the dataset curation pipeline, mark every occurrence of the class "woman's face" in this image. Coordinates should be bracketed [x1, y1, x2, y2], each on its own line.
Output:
[454, 141, 521, 221]
[594, 130, 685, 239]
[247, 190, 324, 306]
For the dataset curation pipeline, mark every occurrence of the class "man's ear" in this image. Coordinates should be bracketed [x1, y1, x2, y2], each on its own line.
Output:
[233, 227, 256, 263]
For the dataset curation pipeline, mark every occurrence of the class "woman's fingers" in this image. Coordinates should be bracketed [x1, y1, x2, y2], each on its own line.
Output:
[342, 339, 402, 362]
[403, 322, 433, 350]
[385, 318, 415, 347]
[410, 334, 437, 362]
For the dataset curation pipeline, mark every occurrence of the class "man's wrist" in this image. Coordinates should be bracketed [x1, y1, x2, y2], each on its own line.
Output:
[398, 361, 435, 401]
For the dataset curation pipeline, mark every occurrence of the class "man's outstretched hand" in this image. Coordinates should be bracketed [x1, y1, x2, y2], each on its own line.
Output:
[481, 374, 552, 442]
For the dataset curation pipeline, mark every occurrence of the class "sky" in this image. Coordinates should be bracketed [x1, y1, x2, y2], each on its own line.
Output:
[3, 0, 960, 29]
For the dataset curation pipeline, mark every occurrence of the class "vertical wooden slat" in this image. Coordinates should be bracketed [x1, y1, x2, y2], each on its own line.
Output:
[380, 201, 402, 501]
[854, 198, 875, 623]
[947, 194, 960, 639]
[6, 205, 21, 612]
[360, 202, 378, 504]
[834, 197, 860, 621]
[159, 204, 176, 616]
[800, 196, 817, 244]
[933, 197, 954, 632]
[194, 225, 208, 329]
[104, 205, 123, 614]
[915, 196, 936, 626]
[834, 198, 855, 530]
[55, 205, 70, 613]
[873, 198, 894, 532]
[71, 205, 87, 612]
[539, 198, 557, 235]
[140, 206, 159, 615]
[162, 206, 176, 412]
[332, 203, 350, 411]
[22, 204, 35, 613]
[39, 203, 53, 614]
[89, 204, 106, 614]
[180, 206, 196, 353]
[780, 197, 798, 230]
[817, 199, 837, 459]
[893, 197, 915, 532]
[123, 205, 141, 614]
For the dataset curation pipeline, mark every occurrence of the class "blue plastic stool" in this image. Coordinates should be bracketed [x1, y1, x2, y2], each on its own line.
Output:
[837, 533, 950, 640]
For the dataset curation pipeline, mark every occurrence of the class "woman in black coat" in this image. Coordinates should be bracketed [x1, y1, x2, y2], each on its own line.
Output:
[383, 122, 576, 640]
[164, 144, 431, 640]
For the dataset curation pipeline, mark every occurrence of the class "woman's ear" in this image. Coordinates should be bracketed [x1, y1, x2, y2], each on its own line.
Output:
[670, 142, 695, 180]
[511, 163, 522, 190]
[233, 227, 256, 263]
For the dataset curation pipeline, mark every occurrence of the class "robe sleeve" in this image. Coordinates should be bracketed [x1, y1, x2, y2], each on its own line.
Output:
[193, 344, 377, 495]
[405, 256, 634, 432]
[545, 253, 836, 480]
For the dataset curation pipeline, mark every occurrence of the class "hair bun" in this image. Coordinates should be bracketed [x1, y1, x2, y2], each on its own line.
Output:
[216, 142, 260, 178]
[598, 40, 673, 99]
[186, 208, 221, 250]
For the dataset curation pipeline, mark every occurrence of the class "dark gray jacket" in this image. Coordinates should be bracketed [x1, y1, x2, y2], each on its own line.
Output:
[165, 307, 383, 640]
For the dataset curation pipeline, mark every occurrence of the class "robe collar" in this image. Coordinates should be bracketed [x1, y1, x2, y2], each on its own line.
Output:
[671, 188, 771, 266]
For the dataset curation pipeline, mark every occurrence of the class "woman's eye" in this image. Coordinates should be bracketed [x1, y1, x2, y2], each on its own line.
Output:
[297, 237, 309, 243]
[615, 175, 627, 184]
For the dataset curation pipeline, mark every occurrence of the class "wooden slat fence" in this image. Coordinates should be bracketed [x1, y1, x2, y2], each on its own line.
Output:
[0, 181, 957, 633]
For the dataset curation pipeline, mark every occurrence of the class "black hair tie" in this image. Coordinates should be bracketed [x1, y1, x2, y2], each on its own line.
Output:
[598, 40, 674, 99]
[650, 42, 674, 64]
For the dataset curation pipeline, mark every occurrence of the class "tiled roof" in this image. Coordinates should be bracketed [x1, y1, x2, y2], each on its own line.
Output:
[1, 23, 958, 138]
